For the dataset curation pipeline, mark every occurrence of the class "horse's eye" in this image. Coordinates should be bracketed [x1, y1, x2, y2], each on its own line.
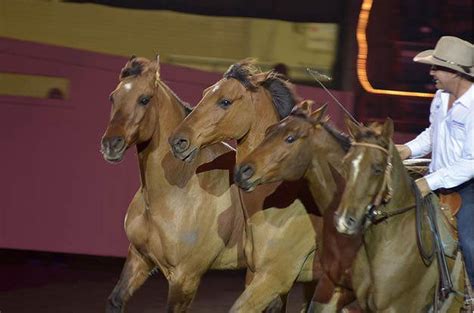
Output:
[285, 135, 297, 143]
[139, 96, 151, 106]
[109, 94, 114, 104]
[218, 99, 232, 109]
[372, 164, 384, 175]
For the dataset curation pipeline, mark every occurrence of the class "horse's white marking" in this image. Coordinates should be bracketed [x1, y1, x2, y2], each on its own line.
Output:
[124, 82, 133, 91]
[211, 84, 220, 93]
[351, 153, 363, 182]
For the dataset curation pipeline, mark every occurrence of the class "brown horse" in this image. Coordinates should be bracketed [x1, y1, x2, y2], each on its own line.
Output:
[333, 118, 463, 312]
[169, 60, 324, 312]
[233, 102, 362, 312]
[100, 56, 248, 313]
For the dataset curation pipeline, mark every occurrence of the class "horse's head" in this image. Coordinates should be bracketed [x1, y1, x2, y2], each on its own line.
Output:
[234, 101, 329, 191]
[334, 118, 394, 235]
[169, 59, 296, 162]
[100, 56, 160, 163]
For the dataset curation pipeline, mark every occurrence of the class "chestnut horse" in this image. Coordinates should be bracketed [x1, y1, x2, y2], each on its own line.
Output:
[333, 118, 463, 312]
[100, 56, 248, 312]
[233, 102, 362, 312]
[170, 60, 324, 312]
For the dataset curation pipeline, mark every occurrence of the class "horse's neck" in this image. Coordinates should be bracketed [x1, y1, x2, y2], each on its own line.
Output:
[385, 142, 416, 211]
[236, 89, 280, 163]
[138, 83, 190, 194]
[306, 130, 346, 211]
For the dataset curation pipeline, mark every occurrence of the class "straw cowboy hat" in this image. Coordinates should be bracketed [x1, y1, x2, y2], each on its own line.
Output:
[414, 36, 474, 78]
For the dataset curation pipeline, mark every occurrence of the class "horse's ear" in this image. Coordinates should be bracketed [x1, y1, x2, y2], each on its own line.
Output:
[382, 117, 394, 140]
[310, 103, 328, 124]
[155, 54, 161, 81]
[345, 116, 362, 139]
[295, 100, 314, 115]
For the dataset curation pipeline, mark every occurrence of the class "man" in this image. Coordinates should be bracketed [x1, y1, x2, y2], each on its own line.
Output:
[396, 36, 474, 299]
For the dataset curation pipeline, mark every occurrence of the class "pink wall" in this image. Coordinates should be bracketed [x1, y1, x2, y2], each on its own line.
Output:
[0, 37, 353, 257]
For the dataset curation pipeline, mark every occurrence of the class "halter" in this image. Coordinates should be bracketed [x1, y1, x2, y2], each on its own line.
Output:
[351, 141, 394, 215]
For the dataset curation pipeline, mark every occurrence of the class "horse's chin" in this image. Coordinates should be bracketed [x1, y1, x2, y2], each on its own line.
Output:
[175, 147, 198, 163]
[102, 152, 125, 164]
[237, 179, 260, 193]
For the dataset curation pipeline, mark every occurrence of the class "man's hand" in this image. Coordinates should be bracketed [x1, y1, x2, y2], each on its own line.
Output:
[396, 144, 412, 160]
[415, 177, 431, 197]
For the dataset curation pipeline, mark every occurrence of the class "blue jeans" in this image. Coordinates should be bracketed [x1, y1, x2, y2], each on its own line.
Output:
[456, 179, 474, 288]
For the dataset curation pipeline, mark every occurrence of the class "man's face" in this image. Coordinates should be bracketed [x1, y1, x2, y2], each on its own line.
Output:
[429, 65, 457, 91]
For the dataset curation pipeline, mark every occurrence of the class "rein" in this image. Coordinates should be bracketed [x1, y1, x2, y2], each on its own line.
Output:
[354, 140, 455, 302]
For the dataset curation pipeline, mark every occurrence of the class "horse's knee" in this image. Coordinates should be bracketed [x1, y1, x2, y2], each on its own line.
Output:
[167, 275, 201, 312]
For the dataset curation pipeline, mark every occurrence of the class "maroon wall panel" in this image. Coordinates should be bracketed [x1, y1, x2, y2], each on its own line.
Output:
[0, 37, 353, 257]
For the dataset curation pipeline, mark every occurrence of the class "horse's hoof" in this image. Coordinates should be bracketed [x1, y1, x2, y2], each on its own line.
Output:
[106, 300, 124, 313]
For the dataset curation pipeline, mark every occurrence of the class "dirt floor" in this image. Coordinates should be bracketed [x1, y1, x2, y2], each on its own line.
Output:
[0, 249, 307, 313]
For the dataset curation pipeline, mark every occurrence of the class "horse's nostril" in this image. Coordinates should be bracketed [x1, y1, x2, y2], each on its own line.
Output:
[172, 137, 189, 153]
[240, 164, 255, 180]
[346, 215, 358, 227]
[102, 136, 125, 153]
[111, 137, 125, 150]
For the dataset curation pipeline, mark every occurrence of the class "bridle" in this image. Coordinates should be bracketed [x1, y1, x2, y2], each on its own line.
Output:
[351, 141, 394, 208]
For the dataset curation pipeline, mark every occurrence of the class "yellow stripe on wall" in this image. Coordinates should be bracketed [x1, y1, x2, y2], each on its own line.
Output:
[0, 72, 70, 99]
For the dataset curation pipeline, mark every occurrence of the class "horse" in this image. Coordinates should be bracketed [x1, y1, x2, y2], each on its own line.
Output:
[333, 117, 463, 312]
[100, 56, 248, 312]
[233, 101, 362, 312]
[169, 60, 325, 312]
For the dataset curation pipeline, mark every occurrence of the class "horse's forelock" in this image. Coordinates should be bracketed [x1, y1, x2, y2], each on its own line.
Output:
[223, 61, 258, 91]
[120, 58, 151, 79]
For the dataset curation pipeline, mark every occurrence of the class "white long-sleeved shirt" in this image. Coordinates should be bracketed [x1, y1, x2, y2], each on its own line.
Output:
[406, 84, 474, 190]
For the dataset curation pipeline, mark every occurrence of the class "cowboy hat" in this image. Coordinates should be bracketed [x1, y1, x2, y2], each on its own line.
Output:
[414, 36, 474, 77]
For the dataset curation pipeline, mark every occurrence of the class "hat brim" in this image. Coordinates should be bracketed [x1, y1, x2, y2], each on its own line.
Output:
[414, 49, 474, 77]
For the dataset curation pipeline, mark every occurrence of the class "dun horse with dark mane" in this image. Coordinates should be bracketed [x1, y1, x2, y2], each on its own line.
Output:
[100, 56, 248, 312]
[170, 60, 331, 312]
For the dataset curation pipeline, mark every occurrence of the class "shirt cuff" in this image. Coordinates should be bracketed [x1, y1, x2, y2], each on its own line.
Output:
[405, 141, 421, 158]
[424, 172, 444, 191]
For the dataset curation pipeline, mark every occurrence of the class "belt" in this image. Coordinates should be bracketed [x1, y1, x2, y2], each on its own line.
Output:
[438, 179, 474, 194]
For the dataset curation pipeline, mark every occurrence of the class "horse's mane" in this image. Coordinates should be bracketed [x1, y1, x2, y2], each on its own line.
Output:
[290, 107, 352, 152]
[119, 57, 193, 115]
[322, 122, 352, 152]
[262, 73, 298, 119]
[224, 60, 297, 119]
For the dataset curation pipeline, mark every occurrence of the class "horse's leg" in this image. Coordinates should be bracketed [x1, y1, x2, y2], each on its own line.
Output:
[229, 270, 297, 313]
[106, 246, 154, 313]
[166, 271, 202, 313]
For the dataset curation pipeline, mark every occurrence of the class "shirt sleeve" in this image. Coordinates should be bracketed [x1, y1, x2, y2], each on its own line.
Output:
[425, 106, 474, 190]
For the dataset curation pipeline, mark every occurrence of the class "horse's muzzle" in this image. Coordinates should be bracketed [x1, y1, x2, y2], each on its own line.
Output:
[101, 136, 126, 163]
[334, 211, 361, 235]
[234, 163, 257, 192]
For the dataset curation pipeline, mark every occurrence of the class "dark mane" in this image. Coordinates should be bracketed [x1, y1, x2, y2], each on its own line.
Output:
[223, 61, 258, 91]
[322, 122, 352, 152]
[262, 75, 298, 119]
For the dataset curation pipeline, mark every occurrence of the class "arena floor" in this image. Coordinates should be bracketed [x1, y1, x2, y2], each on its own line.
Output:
[0, 249, 307, 313]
